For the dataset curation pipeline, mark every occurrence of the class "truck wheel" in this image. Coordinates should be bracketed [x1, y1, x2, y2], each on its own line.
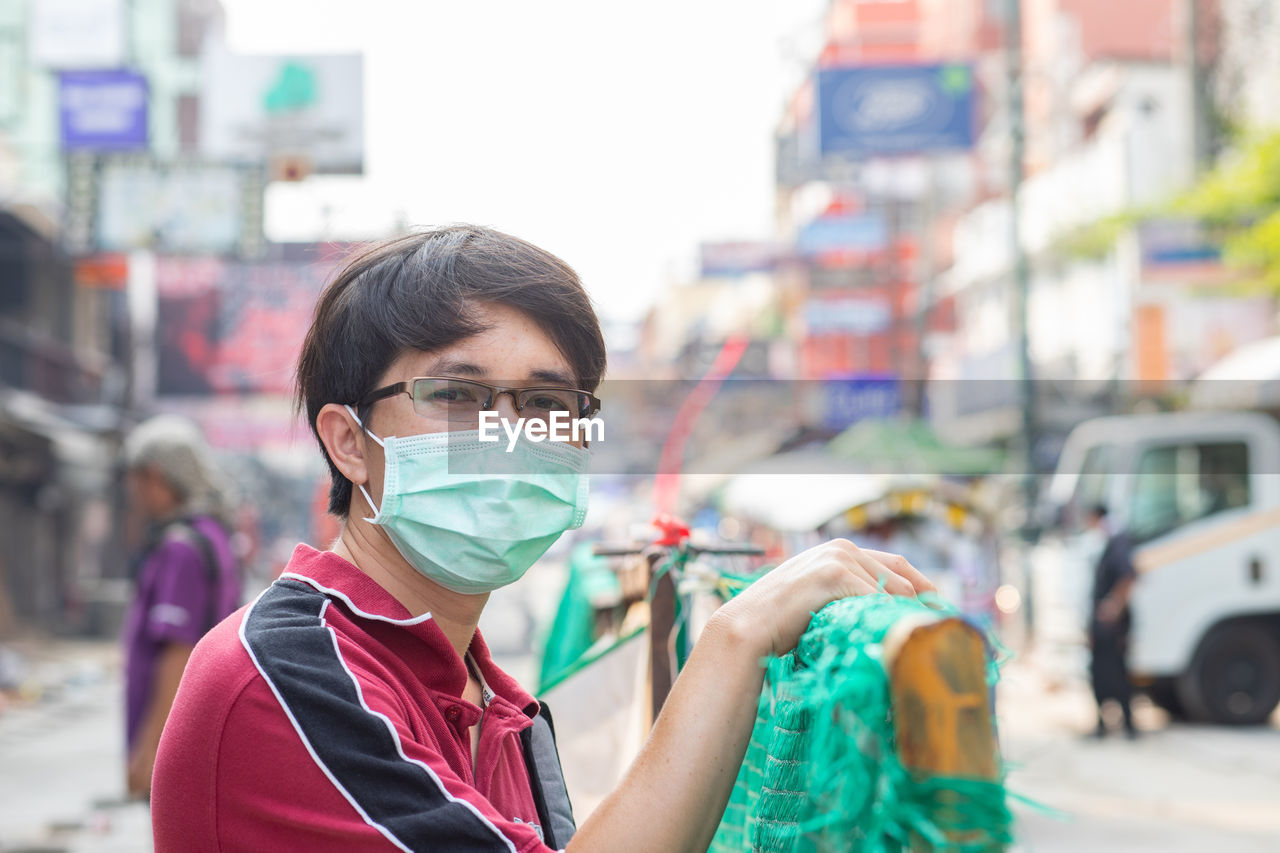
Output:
[1178, 623, 1280, 725]
[1145, 678, 1188, 720]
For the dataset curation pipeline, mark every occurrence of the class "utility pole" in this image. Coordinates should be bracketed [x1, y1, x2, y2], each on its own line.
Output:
[1184, 0, 1211, 171]
[913, 157, 939, 417]
[1006, 0, 1039, 631]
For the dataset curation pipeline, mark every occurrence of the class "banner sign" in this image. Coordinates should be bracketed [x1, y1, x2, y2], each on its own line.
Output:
[820, 376, 902, 430]
[63, 154, 265, 257]
[803, 296, 892, 334]
[817, 64, 976, 157]
[699, 241, 781, 277]
[59, 70, 148, 150]
[796, 213, 887, 258]
[201, 47, 364, 175]
[155, 248, 356, 395]
[30, 0, 126, 69]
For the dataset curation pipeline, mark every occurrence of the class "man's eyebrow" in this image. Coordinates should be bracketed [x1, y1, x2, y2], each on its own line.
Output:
[428, 360, 578, 387]
[426, 358, 487, 378]
[527, 369, 577, 386]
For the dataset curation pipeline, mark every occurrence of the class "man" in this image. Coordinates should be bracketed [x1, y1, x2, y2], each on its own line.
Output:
[122, 415, 241, 797]
[1087, 504, 1138, 739]
[152, 225, 935, 851]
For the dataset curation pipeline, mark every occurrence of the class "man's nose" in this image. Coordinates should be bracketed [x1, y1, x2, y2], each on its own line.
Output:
[490, 390, 521, 421]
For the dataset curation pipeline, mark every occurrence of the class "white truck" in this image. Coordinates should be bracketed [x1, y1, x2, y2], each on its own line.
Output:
[1032, 410, 1280, 724]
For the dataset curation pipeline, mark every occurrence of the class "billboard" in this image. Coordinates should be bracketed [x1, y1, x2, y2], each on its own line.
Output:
[200, 46, 364, 175]
[64, 155, 265, 257]
[29, 0, 126, 69]
[155, 248, 356, 396]
[817, 64, 976, 157]
[58, 70, 148, 151]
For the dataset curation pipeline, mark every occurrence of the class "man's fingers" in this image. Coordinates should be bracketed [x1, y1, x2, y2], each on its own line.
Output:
[860, 548, 937, 594]
[848, 575, 880, 598]
[841, 544, 917, 597]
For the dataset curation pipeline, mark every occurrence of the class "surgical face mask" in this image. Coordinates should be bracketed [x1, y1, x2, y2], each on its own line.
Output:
[347, 407, 589, 594]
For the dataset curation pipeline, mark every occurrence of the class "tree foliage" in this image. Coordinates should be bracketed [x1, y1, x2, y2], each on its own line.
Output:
[1171, 129, 1280, 290]
[1058, 129, 1280, 292]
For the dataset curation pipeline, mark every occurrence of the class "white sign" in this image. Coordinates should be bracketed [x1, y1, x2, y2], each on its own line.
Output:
[201, 44, 364, 175]
[65, 157, 266, 257]
[29, 0, 126, 69]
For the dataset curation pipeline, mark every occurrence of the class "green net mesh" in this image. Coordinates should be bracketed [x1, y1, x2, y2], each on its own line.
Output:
[709, 595, 1014, 853]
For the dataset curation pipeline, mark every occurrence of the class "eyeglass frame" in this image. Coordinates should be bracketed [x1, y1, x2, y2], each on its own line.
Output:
[355, 376, 602, 425]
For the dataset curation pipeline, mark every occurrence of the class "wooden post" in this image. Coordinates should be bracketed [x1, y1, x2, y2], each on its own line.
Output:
[647, 551, 677, 724]
[884, 614, 1003, 850]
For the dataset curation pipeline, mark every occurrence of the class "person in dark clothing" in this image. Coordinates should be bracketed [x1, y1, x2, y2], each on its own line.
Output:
[1087, 504, 1138, 739]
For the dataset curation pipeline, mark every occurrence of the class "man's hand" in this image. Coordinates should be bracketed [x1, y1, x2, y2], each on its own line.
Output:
[716, 539, 936, 658]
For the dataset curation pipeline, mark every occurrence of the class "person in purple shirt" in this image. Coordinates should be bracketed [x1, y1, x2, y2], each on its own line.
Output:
[121, 415, 241, 798]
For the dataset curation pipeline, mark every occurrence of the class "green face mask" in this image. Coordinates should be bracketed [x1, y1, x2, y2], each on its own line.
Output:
[349, 408, 590, 595]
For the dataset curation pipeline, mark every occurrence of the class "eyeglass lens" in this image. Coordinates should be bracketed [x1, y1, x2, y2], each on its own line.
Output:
[411, 378, 589, 424]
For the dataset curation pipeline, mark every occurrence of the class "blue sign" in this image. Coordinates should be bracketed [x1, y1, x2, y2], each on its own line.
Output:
[59, 70, 149, 151]
[818, 64, 976, 157]
[796, 213, 887, 257]
[804, 297, 891, 334]
[821, 376, 901, 430]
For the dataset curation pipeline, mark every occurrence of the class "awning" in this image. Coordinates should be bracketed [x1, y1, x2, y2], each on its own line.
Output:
[1191, 336, 1280, 410]
[828, 419, 1006, 476]
[718, 450, 892, 532]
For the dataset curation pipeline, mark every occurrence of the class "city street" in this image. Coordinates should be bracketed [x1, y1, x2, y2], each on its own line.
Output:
[0, 641, 149, 853]
[3, 640, 1279, 852]
[999, 662, 1280, 851]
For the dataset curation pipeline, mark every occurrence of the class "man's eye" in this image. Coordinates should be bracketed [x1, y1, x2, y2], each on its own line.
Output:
[526, 394, 571, 411]
[431, 387, 479, 403]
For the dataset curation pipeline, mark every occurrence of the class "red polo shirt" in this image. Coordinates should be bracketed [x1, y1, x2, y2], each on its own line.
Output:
[152, 545, 562, 852]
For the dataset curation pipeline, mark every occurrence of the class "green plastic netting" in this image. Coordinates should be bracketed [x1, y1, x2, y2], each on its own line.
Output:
[709, 595, 1013, 853]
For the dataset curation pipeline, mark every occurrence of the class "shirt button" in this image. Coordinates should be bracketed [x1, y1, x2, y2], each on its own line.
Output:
[445, 707, 461, 723]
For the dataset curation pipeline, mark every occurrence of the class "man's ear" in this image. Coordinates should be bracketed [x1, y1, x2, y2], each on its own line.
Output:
[316, 404, 369, 487]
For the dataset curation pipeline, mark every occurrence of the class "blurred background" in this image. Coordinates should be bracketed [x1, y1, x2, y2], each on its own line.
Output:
[2, 0, 1280, 850]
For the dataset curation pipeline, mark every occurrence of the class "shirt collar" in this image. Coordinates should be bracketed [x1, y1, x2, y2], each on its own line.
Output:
[279, 544, 538, 716]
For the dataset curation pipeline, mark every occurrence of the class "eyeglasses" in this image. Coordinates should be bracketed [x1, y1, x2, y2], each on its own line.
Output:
[358, 376, 601, 425]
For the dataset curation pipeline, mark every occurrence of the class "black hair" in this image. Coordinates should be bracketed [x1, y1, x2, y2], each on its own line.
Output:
[295, 225, 607, 517]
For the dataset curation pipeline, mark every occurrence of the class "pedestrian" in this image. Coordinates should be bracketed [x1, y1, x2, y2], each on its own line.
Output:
[150, 225, 936, 851]
[121, 414, 241, 798]
[1086, 504, 1138, 739]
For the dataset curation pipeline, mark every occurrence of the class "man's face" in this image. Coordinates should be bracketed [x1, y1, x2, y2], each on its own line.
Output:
[359, 302, 581, 503]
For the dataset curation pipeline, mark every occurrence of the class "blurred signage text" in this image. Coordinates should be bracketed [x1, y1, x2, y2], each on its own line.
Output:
[796, 213, 888, 258]
[64, 154, 265, 257]
[29, 0, 126, 69]
[201, 46, 364, 175]
[58, 70, 148, 151]
[699, 241, 781, 277]
[820, 376, 902, 430]
[803, 294, 892, 334]
[817, 64, 976, 157]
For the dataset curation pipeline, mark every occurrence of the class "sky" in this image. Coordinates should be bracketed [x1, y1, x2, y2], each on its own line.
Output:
[219, 0, 828, 331]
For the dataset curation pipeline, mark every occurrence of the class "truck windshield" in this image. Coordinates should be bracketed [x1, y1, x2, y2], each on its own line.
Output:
[1060, 443, 1114, 533]
[1130, 441, 1251, 542]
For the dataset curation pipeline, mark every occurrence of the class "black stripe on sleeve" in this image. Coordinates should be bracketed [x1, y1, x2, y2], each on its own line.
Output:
[240, 579, 520, 852]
